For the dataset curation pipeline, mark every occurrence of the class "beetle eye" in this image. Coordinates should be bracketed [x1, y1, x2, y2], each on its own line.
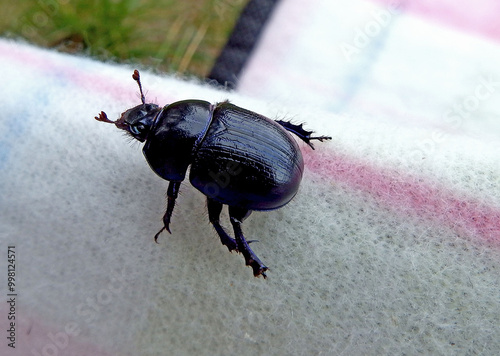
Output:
[129, 123, 145, 136]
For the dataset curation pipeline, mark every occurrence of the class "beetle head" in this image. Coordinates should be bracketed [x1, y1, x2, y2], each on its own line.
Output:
[95, 70, 160, 142]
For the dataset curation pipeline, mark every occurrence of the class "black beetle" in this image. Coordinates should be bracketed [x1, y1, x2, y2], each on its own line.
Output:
[96, 70, 331, 278]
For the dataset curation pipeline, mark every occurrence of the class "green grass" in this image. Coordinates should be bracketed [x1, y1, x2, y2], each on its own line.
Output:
[0, 0, 248, 77]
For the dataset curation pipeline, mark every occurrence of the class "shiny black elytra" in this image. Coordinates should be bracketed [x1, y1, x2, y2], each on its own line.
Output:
[95, 70, 331, 278]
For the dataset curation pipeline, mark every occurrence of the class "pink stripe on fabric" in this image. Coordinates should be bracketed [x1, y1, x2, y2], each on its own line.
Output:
[304, 150, 500, 243]
[0, 41, 172, 105]
[370, 0, 500, 42]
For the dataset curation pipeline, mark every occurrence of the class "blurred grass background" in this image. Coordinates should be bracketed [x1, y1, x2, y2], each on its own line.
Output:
[0, 0, 248, 77]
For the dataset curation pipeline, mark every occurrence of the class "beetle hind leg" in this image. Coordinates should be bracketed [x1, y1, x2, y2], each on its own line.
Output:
[229, 206, 268, 278]
[207, 198, 237, 252]
[276, 120, 332, 150]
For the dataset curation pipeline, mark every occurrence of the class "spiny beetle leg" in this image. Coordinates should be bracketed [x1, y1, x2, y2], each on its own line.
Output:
[229, 206, 268, 278]
[164, 181, 181, 233]
[276, 120, 332, 149]
[207, 198, 237, 252]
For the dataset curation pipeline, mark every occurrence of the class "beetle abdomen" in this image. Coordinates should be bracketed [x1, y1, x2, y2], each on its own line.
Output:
[190, 102, 304, 210]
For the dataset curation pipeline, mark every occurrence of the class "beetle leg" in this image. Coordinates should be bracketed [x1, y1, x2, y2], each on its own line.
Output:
[275, 120, 332, 150]
[228, 206, 268, 278]
[154, 181, 181, 242]
[207, 198, 237, 252]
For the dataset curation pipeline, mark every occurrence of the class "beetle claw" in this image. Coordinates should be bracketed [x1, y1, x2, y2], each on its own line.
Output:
[310, 135, 332, 142]
[247, 255, 268, 278]
[154, 227, 165, 243]
[252, 264, 268, 279]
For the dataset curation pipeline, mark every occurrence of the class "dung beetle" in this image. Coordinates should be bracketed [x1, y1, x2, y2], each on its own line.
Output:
[95, 70, 331, 278]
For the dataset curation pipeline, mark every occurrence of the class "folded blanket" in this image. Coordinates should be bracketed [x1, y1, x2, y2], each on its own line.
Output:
[0, 1, 499, 355]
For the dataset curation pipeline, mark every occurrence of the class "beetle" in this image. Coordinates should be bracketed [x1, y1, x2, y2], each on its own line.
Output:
[95, 70, 331, 278]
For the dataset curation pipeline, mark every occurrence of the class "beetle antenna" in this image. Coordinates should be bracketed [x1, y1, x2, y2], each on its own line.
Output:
[132, 69, 146, 106]
[94, 111, 115, 124]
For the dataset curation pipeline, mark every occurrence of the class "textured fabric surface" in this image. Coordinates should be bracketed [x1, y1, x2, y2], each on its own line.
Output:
[1, 0, 500, 355]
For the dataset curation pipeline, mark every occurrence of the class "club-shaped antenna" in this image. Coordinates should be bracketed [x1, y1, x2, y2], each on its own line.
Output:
[94, 69, 147, 128]
[132, 69, 146, 106]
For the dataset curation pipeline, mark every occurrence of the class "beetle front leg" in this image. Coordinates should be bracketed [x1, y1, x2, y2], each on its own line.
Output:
[154, 181, 181, 242]
[228, 206, 268, 278]
[207, 198, 237, 252]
